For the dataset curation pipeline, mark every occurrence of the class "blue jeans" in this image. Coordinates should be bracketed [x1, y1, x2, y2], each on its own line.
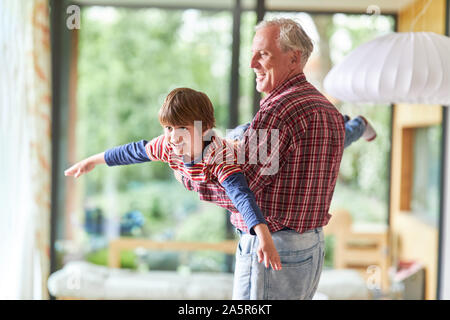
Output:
[225, 116, 366, 149]
[232, 228, 325, 300]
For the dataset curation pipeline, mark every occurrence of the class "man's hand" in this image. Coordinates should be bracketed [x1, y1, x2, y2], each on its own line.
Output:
[253, 223, 282, 271]
[64, 152, 105, 178]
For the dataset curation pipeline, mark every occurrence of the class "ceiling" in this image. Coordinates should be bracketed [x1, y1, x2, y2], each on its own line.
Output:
[74, 0, 416, 14]
[265, 0, 415, 14]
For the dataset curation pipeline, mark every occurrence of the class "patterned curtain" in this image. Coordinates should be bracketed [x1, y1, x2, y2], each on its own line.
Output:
[0, 0, 52, 299]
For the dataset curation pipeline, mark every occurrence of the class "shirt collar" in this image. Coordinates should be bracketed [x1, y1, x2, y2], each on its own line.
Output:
[183, 138, 213, 167]
[260, 72, 307, 106]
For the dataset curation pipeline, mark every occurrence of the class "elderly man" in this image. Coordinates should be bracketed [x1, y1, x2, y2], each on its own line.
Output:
[179, 18, 345, 300]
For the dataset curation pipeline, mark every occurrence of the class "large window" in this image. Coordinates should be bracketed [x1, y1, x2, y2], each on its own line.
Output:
[57, 6, 238, 273]
[411, 125, 442, 226]
[325, 14, 395, 226]
[56, 4, 395, 276]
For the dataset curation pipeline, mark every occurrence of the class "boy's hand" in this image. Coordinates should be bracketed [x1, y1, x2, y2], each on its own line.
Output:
[64, 152, 105, 178]
[257, 239, 282, 271]
[253, 223, 282, 271]
[64, 160, 96, 178]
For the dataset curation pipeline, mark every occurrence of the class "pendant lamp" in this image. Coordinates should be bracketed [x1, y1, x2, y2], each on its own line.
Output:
[323, 31, 450, 105]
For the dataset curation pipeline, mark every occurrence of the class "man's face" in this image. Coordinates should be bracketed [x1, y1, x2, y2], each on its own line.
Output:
[250, 25, 296, 94]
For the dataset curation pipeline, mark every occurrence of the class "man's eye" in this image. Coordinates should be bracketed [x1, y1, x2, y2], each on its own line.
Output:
[165, 126, 173, 131]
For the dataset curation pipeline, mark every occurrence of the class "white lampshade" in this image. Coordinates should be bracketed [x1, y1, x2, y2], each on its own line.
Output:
[323, 32, 450, 105]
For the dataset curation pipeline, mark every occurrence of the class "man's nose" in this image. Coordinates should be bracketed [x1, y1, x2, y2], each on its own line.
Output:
[250, 53, 259, 69]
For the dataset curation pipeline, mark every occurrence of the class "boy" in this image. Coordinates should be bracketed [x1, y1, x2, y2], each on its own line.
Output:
[65, 88, 283, 271]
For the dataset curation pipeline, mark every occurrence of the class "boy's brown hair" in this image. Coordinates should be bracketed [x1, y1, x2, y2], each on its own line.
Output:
[159, 88, 216, 131]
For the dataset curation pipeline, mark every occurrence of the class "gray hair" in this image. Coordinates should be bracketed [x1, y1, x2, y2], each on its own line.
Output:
[255, 18, 314, 68]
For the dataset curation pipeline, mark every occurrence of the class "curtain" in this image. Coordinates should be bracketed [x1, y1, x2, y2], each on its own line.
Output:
[0, 0, 52, 299]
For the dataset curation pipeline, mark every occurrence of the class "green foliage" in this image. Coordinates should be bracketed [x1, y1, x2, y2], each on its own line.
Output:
[336, 103, 391, 203]
[76, 9, 237, 271]
[174, 202, 227, 242]
[324, 235, 335, 268]
[329, 14, 395, 64]
[238, 12, 258, 124]
[77, 8, 233, 192]
[326, 14, 395, 224]
[85, 248, 137, 269]
[87, 180, 205, 238]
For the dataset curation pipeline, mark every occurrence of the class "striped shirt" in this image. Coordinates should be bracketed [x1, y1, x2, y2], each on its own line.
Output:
[104, 133, 267, 234]
[182, 73, 346, 234]
[145, 134, 241, 184]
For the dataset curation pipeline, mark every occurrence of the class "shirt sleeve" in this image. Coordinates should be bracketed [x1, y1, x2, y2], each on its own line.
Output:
[221, 172, 267, 235]
[207, 138, 242, 184]
[181, 175, 196, 191]
[104, 140, 150, 166]
[145, 135, 170, 162]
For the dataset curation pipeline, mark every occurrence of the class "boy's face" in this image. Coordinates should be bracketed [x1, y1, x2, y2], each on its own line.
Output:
[164, 123, 204, 159]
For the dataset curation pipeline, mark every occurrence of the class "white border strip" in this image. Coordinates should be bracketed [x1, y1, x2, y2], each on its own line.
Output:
[440, 107, 450, 300]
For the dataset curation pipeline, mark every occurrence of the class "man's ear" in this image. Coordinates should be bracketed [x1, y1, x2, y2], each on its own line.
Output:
[290, 50, 302, 68]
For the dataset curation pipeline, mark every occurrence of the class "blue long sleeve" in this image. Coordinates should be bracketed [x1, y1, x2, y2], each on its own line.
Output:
[226, 122, 251, 140]
[343, 116, 366, 148]
[221, 172, 267, 235]
[104, 140, 150, 166]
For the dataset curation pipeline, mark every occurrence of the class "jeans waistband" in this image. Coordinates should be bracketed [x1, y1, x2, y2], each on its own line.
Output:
[279, 227, 322, 234]
[236, 226, 323, 236]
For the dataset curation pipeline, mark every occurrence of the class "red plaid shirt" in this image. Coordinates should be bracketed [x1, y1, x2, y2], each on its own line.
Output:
[183, 73, 345, 233]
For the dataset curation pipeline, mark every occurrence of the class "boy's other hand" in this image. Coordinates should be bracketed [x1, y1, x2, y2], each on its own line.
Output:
[254, 223, 282, 271]
[257, 239, 282, 271]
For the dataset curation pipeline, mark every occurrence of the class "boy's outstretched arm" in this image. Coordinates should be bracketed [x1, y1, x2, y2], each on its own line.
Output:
[64, 152, 105, 178]
[64, 140, 151, 178]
